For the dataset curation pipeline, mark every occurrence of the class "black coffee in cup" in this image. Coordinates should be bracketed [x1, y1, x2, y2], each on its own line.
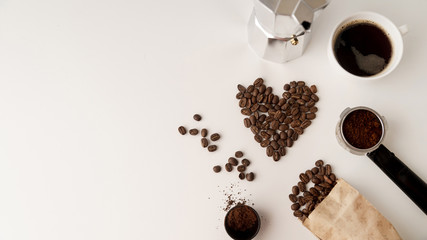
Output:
[333, 21, 392, 77]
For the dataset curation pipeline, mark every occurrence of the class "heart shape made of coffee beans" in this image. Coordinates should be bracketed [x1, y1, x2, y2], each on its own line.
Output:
[236, 78, 319, 161]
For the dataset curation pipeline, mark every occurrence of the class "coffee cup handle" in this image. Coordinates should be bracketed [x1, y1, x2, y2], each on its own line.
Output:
[398, 24, 409, 36]
[367, 144, 427, 215]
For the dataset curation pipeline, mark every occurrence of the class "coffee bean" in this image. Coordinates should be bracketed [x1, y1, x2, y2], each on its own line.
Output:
[309, 107, 318, 113]
[319, 166, 325, 175]
[237, 165, 246, 172]
[235, 151, 244, 158]
[299, 173, 309, 183]
[291, 203, 301, 211]
[286, 138, 293, 147]
[311, 167, 319, 174]
[239, 172, 245, 180]
[254, 134, 262, 143]
[241, 108, 252, 116]
[207, 145, 217, 152]
[225, 163, 233, 172]
[305, 170, 313, 180]
[250, 126, 259, 135]
[241, 159, 250, 166]
[236, 92, 243, 99]
[293, 210, 303, 217]
[325, 164, 332, 176]
[259, 84, 266, 93]
[289, 194, 298, 203]
[306, 113, 316, 120]
[210, 133, 220, 141]
[312, 176, 321, 184]
[266, 146, 274, 157]
[309, 187, 320, 196]
[311, 94, 319, 102]
[247, 85, 254, 93]
[279, 146, 287, 156]
[228, 157, 238, 166]
[301, 120, 312, 129]
[324, 175, 333, 184]
[291, 132, 298, 141]
[213, 165, 221, 173]
[273, 151, 280, 161]
[201, 138, 208, 148]
[237, 84, 246, 93]
[292, 185, 300, 195]
[244, 118, 251, 128]
[298, 181, 306, 192]
[294, 127, 304, 135]
[201, 128, 208, 137]
[193, 114, 202, 121]
[178, 126, 187, 135]
[330, 173, 336, 182]
[284, 84, 290, 91]
[189, 128, 199, 135]
[239, 98, 247, 108]
[310, 85, 317, 93]
[315, 160, 324, 167]
[246, 172, 255, 181]
[319, 182, 331, 189]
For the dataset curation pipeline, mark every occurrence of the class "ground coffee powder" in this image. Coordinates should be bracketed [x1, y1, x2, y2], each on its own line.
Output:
[342, 109, 382, 149]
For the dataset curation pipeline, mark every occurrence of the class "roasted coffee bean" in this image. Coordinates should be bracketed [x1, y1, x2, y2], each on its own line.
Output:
[250, 126, 259, 135]
[314, 185, 324, 192]
[247, 85, 254, 93]
[237, 84, 246, 93]
[289, 194, 298, 203]
[271, 140, 279, 150]
[259, 84, 266, 93]
[193, 114, 202, 121]
[225, 163, 233, 172]
[306, 100, 316, 108]
[210, 133, 220, 141]
[241, 159, 250, 167]
[207, 145, 217, 152]
[266, 146, 274, 157]
[291, 203, 301, 211]
[201, 138, 208, 148]
[213, 165, 221, 173]
[325, 164, 332, 176]
[293, 210, 303, 217]
[298, 196, 307, 205]
[239, 98, 247, 108]
[294, 127, 304, 135]
[311, 167, 319, 174]
[309, 107, 318, 113]
[303, 191, 313, 198]
[241, 108, 251, 116]
[298, 181, 306, 192]
[273, 151, 281, 161]
[178, 126, 187, 135]
[315, 160, 324, 167]
[201, 128, 208, 137]
[287, 129, 294, 137]
[254, 134, 262, 143]
[291, 132, 299, 141]
[311, 94, 319, 102]
[306, 113, 316, 120]
[246, 172, 255, 181]
[259, 105, 268, 112]
[301, 95, 311, 102]
[189, 128, 199, 135]
[253, 78, 263, 87]
[234, 151, 244, 158]
[292, 185, 300, 195]
[244, 118, 251, 128]
[310, 85, 317, 93]
[237, 165, 246, 172]
[319, 166, 325, 175]
[301, 120, 312, 129]
[289, 87, 296, 94]
[312, 176, 321, 184]
[284, 83, 290, 91]
[330, 173, 336, 182]
[305, 170, 313, 180]
[286, 138, 293, 147]
[279, 146, 287, 156]
[228, 157, 238, 166]
[239, 172, 245, 180]
[319, 182, 332, 189]
[299, 173, 309, 184]
[309, 187, 320, 196]
[324, 175, 333, 185]
[236, 92, 243, 99]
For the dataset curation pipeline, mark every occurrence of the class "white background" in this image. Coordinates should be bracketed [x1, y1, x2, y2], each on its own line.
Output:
[0, 0, 426, 239]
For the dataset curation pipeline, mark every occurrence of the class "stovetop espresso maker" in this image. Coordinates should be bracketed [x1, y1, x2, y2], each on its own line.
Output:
[248, 0, 330, 63]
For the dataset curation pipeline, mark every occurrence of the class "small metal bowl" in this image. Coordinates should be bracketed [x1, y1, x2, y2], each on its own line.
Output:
[224, 204, 261, 240]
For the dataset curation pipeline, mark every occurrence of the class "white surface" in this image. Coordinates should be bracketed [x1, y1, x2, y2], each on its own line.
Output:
[0, 0, 426, 239]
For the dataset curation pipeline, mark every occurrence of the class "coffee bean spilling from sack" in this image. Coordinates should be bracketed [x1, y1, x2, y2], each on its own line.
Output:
[289, 160, 337, 221]
[236, 78, 319, 161]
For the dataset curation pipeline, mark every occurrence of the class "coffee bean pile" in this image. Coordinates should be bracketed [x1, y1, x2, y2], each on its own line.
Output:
[213, 151, 255, 181]
[289, 160, 337, 221]
[178, 114, 221, 152]
[236, 78, 319, 161]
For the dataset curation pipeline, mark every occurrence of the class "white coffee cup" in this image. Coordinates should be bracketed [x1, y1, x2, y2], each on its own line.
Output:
[328, 11, 408, 80]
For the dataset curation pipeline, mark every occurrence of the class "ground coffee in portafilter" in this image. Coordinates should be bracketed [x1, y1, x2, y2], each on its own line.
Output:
[225, 204, 260, 240]
[342, 109, 382, 149]
[236, 78, 319, 161]
[289, 160, 337, 221]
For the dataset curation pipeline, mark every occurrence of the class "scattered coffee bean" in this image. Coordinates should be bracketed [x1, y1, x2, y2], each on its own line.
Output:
[239, 172, 245, 180]
[213, 165, 221, 173]
[193, 114, 202, 121]
[228, 157, 238, 166]
[207, 145, 217, 152]
[325, 164, 332, 176]
[292, 185, 300, 195]
[241, 159, 250, 167]
[225, 163, 233, 172]
[237, 165, 246, 172]
[189, 128, 199, 135]
[178, 126, 187, 135]
[289, 194, 298, 202]
[299, 173, 309, 184]
[201, 128, 208, 137]
[246, 172, 255, 181]
[201, 138, 208, 148]
[235, 151, 244, 158]
[315, 159, 324, 167]
[310, 85, 317, 93]
[291, 203, 300, 211]
[210, 133, 220, 141]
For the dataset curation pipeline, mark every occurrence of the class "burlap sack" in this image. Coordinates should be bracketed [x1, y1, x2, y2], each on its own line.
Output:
[302, 179, 401, 240]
